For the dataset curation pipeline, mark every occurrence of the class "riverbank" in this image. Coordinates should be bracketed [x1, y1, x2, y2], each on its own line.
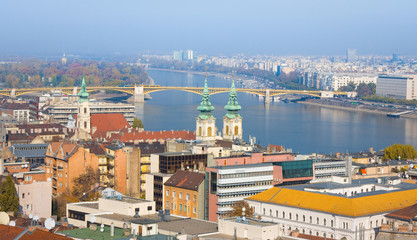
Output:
[147, 67, 266, 89]
[301, 99, 417, 119]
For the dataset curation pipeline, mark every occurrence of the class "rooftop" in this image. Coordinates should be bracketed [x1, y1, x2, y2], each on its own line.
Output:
[164, 170, 205, 191]
[247, 180, 417, 217]
[385, 203, 417, 221]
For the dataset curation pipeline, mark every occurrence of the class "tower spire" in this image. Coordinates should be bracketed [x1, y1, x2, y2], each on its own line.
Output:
[197, 76, 215, 119]
[78, 75, 90, 102]
[224, 78, 241, 119]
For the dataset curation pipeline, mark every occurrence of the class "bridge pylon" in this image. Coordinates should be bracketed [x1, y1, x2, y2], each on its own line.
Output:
[10, 89, 16, 99]
[265, 89, 271, 103]
[134, 85, 145, 103]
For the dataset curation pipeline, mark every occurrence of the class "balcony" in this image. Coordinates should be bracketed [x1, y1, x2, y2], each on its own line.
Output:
[52, 174, 57, 179]
[107, 161, 115, 169]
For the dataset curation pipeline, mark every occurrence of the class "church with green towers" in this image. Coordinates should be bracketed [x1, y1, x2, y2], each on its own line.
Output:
[195, 76, 242, 142]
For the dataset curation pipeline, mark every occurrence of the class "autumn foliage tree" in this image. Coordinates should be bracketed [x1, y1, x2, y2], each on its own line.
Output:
[229, 201, 254, 218]
[384, 144, 417, 160]
[72, 167, 100, 198]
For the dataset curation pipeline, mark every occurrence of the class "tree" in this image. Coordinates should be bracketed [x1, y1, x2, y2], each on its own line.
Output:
[72, 167, 100, 198]
[339, 81, 356, 92]
[229, 201, 254, 218]
[132, 117, 144, 129]
[0, 176, 20, 215]
[383, 144, 417, 160]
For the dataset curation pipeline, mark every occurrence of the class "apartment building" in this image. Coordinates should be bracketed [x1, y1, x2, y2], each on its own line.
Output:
[163, 170, 205, 219]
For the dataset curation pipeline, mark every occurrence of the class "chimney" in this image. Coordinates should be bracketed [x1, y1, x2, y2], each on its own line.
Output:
[0, 158, 4, 176]
[346, 156, 352, 184]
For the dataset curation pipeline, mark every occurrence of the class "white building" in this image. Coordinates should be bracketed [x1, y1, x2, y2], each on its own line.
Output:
[47, 101, 135, 126]
[313, 158, 347, 182]
[331, 74, 377, 91]
[247, 177, 417, 240]
[376, 75, 417, 100]
[206, 163, 275, 221]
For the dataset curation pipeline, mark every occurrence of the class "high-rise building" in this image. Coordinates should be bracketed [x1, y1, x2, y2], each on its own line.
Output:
[376, 75, 417, 100]
[346, 48, 357, 62]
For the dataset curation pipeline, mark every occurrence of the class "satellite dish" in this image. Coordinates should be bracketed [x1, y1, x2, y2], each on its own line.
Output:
[0, 212, 10, 225]
[9, 221, 16, 227]
[90, 216, 96, 223]
[29, 214, 33, 219]
[45, 218, 56, 230]
[33, 215, 39, 221]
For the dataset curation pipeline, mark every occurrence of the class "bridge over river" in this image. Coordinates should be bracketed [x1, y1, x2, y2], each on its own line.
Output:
[0, 86, 356, 103]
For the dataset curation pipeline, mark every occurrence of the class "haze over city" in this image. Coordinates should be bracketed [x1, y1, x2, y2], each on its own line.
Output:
[1, 0, 417, 56]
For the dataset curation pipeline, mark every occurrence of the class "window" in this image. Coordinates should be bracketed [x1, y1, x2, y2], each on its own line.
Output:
[276, 210, 279, 217]
[193, 195, 196, 202]
[22, 193, 25, 199]
[324, 219, 326, 226]
[179, 204, 183, 211]
[193, 207, 196, 213]
[283, 212, 285, 218]
[270, 209, 272, 216]
[303, 215, 305, 222]
[310, 216, 312, 223]
[331, 220, 334, 227]
[173, 191, 176, 198]
[186, 194, 189, 201]
[184, 205, 187, 213]
[166, 190, 169, 197]
[179, 193, 183, 199]
[166, 202, 169, 208]
[317, 217, 319, 224]
[147, 206, 152, 211]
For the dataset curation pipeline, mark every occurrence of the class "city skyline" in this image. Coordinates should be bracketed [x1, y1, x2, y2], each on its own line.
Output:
[1, 0, 416, 56]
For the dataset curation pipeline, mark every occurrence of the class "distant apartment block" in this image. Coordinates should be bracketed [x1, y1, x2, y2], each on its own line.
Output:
[331, 74, 377, 91]
[376, 75, 417, 100]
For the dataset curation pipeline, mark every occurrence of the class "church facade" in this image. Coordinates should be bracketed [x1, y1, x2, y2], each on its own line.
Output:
[196, 77, 243, 142]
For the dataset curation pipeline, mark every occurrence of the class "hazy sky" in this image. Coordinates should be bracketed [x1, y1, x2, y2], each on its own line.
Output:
[1, 0, 416, 56]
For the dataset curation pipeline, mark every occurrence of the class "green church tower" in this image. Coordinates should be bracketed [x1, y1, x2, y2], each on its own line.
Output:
[223, 79, 242, 140]
[78, 76, 90, 103]
[196, 77, 216, 141]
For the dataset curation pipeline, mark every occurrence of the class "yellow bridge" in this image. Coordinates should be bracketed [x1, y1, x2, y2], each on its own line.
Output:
[0, 86, 355, 103]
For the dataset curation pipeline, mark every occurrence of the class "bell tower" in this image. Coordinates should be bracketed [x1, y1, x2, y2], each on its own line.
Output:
[223, 79, 242, 140]
[77, 76, 91, 134]
[196, 76, 216, 142]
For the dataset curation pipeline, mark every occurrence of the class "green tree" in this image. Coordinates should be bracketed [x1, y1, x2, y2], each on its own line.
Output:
[132, 117, 144, 129]
[339, 81, 356, 92]
[384, 144, 417, 160]
[72, 167, 100, 198]
[0, 176, 20, 215]
[229, 201, 254, 218]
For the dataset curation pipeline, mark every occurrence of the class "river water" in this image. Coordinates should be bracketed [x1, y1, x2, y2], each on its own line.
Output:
[134, 69, 417, 154]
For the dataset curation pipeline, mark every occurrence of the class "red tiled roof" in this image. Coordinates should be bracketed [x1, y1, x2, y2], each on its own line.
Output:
[385, 203, 417, 221]
[117, 129, 195, 142]
[90, 113, 130, 133]
[0, 224, 26, 240]
[20, 228, 72, 240]
[164, 170, 205, 191]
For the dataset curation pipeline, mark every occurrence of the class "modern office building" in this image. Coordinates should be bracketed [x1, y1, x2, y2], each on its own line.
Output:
[346, 48, 357, 62]
[206, 163, 275, 221]
[312, 158, 347, 182]
[376, 75, 417, 100]
[247, 176, 417, 240]
[150, 152, 209, 174]
[48, 101, 136, 126]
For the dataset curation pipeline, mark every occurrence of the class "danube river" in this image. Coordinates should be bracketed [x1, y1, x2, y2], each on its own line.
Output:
[133, 69, 417, 154]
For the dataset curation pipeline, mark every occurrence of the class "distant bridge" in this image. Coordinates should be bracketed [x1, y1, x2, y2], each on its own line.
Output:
[0, 86, 356, 103]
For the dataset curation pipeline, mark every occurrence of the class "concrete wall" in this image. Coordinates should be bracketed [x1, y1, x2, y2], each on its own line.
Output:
[17, 180, 52, 219]
[98, 198, 155, 217]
